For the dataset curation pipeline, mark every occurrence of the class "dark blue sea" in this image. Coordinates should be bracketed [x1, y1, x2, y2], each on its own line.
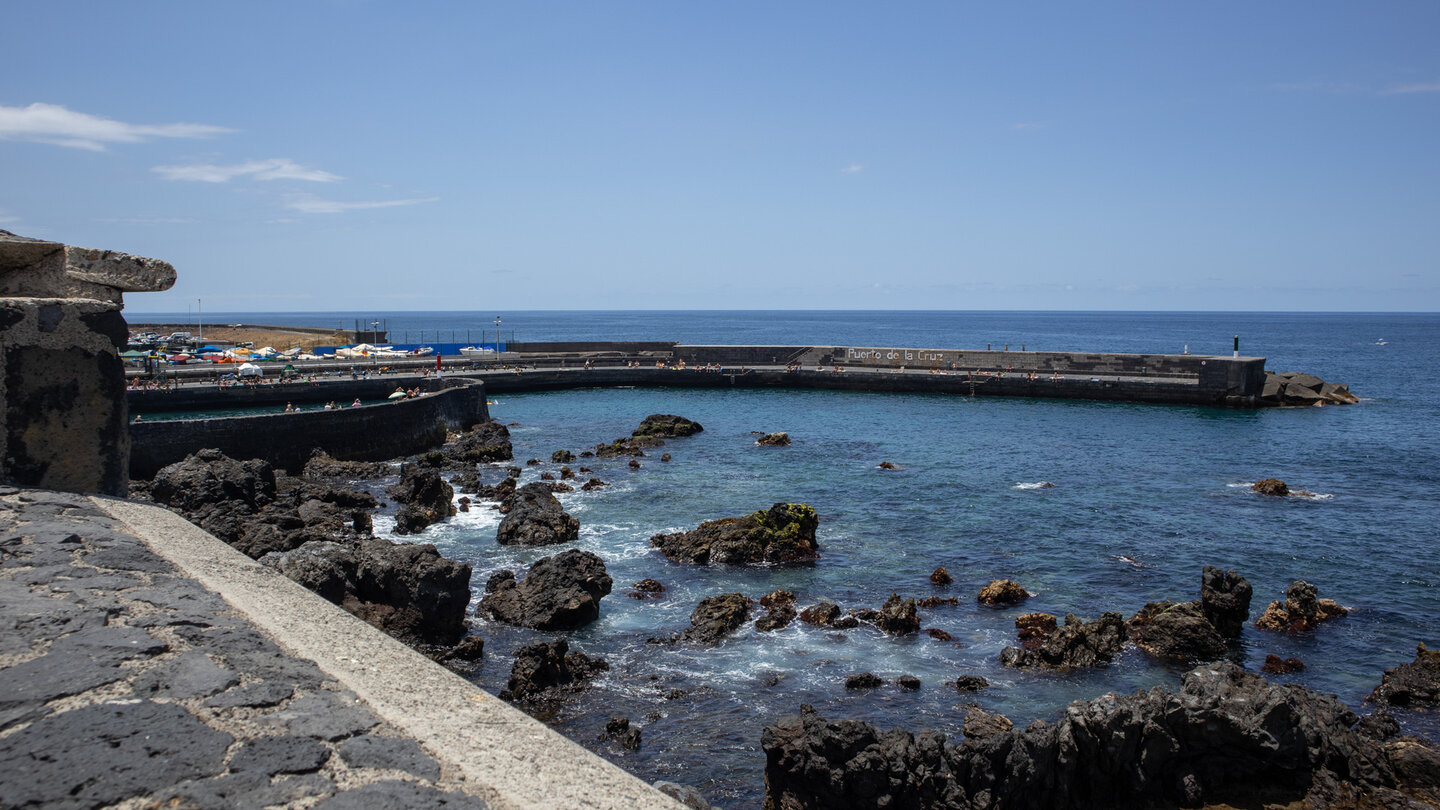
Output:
[135, 310, 1440, 807]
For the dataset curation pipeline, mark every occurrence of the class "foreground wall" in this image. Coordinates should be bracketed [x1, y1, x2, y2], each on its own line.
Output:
[129, 380, 489, 478]
[0, 231, 175, 495]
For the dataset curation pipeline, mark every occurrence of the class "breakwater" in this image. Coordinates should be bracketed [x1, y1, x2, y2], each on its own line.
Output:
[129, 378, 489, 478]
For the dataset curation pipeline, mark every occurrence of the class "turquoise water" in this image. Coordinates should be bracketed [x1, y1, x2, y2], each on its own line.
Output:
[184, 311, 1438, 807]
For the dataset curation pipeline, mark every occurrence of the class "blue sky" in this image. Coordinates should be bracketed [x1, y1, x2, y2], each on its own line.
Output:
[3, 2, 1437, 312]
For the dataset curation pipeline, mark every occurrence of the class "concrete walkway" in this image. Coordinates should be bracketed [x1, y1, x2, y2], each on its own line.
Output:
[0, 486, 685, 810]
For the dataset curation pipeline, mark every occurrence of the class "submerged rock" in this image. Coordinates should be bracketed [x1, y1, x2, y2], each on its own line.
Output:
[651, 503, 819, 565]
[1014, 612, 1057, 643]
[501, 638, 608, 702]
[633, 414, 704, 438]
[1370, 643, 1440, 707]
[929, 566, 953, 586]
[1263, 654, 1306, 674]
[845, 673, 884, 690]
[602, 716, 642, 751]
[479, 549, 613, 631]
[756, 432, 791, 446]
[799, 601, 841, 627]
[763, 662, 1422, 810]
[1000, 612, 1126, 669]
[495, 482, 579, 546]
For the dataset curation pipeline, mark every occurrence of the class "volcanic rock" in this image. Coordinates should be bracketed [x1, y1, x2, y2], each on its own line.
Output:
[757, 590, 798, 632]
[603, 716, 642, 751]
[930, 566, 953, 586]
[1254, 580, 1349, 632]
[446, 420, 513, 463]
[479, 549, 613, 631]
[261, 535, 471, 648]
[386, 463, 455, 535]
[977, 579, 1029, 606]
[897, 675, 922, 691]
[954, 675, 989, 691]
[762, 662, 1420, 810]
[628, 459, 641, 469]
[756, 432, 791, 446]
[962, 707, 1013, 739]
[495, 482, 580, 546]
[845, 673, 884, 690]
[1252, 478, 1290, 496]
[1200, 565, 1253, 638]
[1000, 612, 1126, 669]
[581, 477, 609, 491]
[681, 593, 752, 644]
[150, 449, 277, 543]
[650, 503, 819, 565]
[552, 449, 574, 463]
[633, 414, 704, 438]
[1370, 643, 1440, 707]
[799, 601, 841, 627]
[302, 450, 390, 481]
[1128, 600, 1226, 662]
[1014, 612, 1057, 643]
[877, 593, 919, 636]
[629, 579, 666, 600]
[1263, 654, 1306, 674]
[918, 596, 960, 608]
[593, 438, 659, 458]
[501, 638, 608, 702]
[926, 628, 953, 641]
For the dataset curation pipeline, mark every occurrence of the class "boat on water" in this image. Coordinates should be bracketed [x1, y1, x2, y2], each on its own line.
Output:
[408, 346, 435, 357]
[459, 346, 496, 357]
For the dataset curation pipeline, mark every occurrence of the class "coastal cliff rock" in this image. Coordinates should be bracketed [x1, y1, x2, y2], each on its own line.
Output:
[1000, 612, 1126, 669]
[1370, 643, 1440, 707]
[1260, 371, 1360, 407]
[261, 536, 471, 648]
[446, 420, 513, 463]
[500, 638, 608, 703]
[479, 549, 613, 631]
[633, 414, 704, 438]
[1254, 580, 1349, 632]
[681, 593, 753, 644]
[762, 662, 1424, 810]
[495, 482, 580, 546]
[651, 503, 819, 565]
[386, 463, 455, 535]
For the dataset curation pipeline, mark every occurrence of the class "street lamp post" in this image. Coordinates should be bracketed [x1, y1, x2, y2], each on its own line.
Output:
[493, 316, 502, 351]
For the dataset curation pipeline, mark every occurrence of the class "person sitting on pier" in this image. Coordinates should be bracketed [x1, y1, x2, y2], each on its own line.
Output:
[351, 398, 362, 407]
[284, 402, 296, 413]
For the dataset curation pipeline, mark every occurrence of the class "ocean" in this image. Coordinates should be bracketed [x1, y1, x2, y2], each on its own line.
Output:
[132, 310, 1440, 807]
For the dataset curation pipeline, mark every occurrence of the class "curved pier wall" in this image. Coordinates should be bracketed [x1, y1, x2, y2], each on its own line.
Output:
[128, 376, 462, 412]
[129, 380, 489, 478]
[470, 365, 1255, 405]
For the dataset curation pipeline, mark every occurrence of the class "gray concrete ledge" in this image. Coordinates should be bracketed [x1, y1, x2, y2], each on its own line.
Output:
[95, 496, 683, 810]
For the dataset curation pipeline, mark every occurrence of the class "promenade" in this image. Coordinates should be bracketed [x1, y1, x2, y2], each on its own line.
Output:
[0, 486, 685, 809]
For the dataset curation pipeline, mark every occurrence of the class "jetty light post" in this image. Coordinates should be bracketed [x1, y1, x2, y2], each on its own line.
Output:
[494, 316, 502, 350]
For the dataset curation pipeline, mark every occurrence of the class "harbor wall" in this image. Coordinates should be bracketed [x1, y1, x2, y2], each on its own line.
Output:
[468, 364, 1258, 406]
[129, 379, 489, 478]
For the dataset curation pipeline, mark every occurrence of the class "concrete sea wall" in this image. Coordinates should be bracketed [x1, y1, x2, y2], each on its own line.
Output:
[129, 379, 489, 478]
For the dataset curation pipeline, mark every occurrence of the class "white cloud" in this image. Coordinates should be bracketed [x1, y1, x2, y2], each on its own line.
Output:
[0, 102, 232, 151]
[840, 163, 864, 174]
[1382, 79, 1440, 95]
[152, 158, 342, 183]
[284, 194, 438, 214]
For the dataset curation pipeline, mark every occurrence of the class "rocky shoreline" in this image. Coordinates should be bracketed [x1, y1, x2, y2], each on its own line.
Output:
[126, 411, 1437, 809]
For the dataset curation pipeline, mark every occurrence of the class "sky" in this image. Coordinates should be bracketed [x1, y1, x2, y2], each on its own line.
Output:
[2, 1, 1437, 313]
